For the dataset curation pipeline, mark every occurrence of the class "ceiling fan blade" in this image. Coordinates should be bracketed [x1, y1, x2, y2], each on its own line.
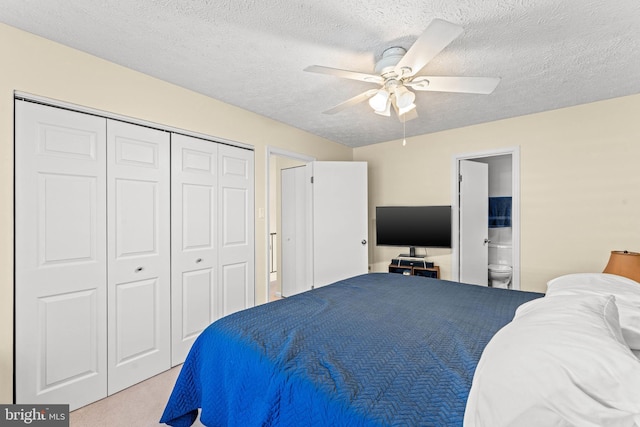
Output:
[407, 76, 500, 94]
[395, 19, 463, 77]
[304, 65, 384, 84]
[323, 89, 379, 114]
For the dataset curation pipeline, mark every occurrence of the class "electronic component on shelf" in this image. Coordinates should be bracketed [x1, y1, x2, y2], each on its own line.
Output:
[391, 258, 434, 268]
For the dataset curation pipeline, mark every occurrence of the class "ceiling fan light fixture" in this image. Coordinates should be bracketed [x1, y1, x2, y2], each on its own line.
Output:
[374, 98, 391, 116]
[368, 89, 390, 112]
[305, 19, 500, 120]
[397, 102, 416, 117]
[394, 86, 416, 109]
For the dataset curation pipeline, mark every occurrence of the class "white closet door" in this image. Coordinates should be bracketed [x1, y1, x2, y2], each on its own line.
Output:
[218, 145, 255, 316]
[106, 120, 171, 394]
[15, 101, 108, 410]
[170, 134, 218, 366]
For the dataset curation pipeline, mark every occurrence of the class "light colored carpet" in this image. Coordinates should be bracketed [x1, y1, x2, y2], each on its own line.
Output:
[69, 366, 204, 426]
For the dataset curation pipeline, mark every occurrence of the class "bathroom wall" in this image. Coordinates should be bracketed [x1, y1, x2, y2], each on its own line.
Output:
[486, 155, 512, 197]
[483, 155, 513, 247]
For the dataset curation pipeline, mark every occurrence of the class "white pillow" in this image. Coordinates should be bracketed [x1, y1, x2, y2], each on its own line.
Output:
[464, 295, 640, 427]
[546, 273, 640, 350]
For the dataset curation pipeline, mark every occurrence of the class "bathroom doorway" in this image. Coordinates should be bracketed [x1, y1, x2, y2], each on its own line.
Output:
[451, 147, 520, 290]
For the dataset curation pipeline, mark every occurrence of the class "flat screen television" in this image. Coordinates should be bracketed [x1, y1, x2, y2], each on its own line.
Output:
[376, 205, 452, 257]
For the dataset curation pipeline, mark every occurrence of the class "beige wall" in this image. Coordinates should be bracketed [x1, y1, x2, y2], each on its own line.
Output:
[355, 94, 640, 292]
[0, 23, 352, 403]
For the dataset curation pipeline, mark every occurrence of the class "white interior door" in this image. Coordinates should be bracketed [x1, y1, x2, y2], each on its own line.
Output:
[281, 166, 309, 297]
[218, 144, 255, 316]
[15, 101, 108, 410]
[459, 160, 489, 286]
[170, 134, 218, 365]
[309, 161, 368, 288]
[106, 120, 171, 394]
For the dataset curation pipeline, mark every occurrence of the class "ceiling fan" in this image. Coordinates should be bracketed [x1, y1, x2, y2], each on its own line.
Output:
[304, 19, 500, 121]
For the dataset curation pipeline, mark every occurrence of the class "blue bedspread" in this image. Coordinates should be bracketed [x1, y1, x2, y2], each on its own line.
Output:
[161, 273, 542, 427]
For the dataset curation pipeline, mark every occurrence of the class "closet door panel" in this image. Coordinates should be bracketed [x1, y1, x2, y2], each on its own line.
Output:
[222, 262, 250, 315]
[114, 278, 160, 363]
[39, 174, 97, 263]
[39, 290, 100, 386]
[171, 134, 217, 365]
[114, 179, 159, 256]
[182, 269, 215, 334]
[182, 184, 213, 248]
[218, 145, 255, 316]
[107, 120, 171, 394]
[15, 101, 108, 410]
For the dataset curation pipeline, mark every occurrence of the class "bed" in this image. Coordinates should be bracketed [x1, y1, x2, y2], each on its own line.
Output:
[161, 273, 542, 426]
[465, 272, 640, 426]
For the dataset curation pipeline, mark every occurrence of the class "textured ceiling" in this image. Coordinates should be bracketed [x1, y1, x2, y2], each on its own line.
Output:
[2, 1, 640, 147]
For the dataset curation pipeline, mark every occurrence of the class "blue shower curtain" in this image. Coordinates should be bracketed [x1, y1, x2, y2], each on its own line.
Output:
[488, 197, 511, 228]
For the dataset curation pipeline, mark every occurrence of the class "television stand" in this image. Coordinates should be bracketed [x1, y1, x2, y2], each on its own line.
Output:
[400, 246, 424, 258]
[388, 259, 440, 279]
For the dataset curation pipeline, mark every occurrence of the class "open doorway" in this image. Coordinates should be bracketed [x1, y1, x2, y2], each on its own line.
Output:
[451, 147, 521, 290]
[265, 147, 314, 302]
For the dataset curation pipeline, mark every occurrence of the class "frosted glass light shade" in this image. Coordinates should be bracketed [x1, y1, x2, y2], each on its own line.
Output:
[395, 86, 416, 109]
[368, 89, 389, 112]
[374, 99, 391, 116]
[397, 102, 416, 116]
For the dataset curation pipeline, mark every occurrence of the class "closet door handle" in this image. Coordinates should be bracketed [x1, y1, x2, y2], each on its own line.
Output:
[135, 266, 144, 273]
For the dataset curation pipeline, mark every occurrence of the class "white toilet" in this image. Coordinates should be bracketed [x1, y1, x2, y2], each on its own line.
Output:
[488, 243, 512, 289]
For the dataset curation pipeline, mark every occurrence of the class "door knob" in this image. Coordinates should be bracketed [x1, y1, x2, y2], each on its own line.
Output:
[196, 258, 203, 263]
[135, 266, 144, 272]
[483, 238, 491, 245]
[361, 239, 367, 245]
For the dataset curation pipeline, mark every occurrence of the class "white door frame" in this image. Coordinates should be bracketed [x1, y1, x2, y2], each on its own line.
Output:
[451, 147, 521, 290]
[265, 147, 315, 302]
